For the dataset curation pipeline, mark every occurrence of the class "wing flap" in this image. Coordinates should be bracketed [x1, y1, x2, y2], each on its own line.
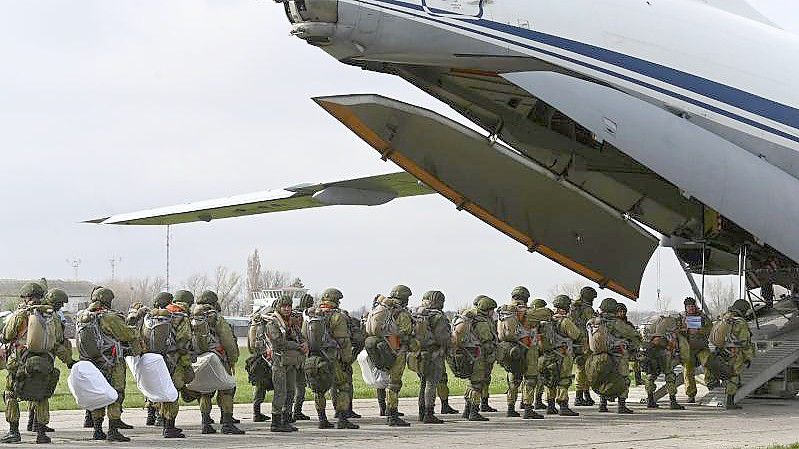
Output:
[315, 94, 659, 299]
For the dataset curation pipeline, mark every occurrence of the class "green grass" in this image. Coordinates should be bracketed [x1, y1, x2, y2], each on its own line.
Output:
[2, 349, 514, 411]
[759, 445, 799, 449]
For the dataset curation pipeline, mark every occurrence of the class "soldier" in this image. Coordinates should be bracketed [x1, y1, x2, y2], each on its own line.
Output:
[497, 286, 541, 419]
[412, 290, 451, 424]
[288, 294, 314, 422]
[677, 297, 712, 403]
[333, 307, 364, 421]
[641, 315, 684, 410]
[143, 291, 193, 438]
[0, 283, 62, 444]
[265, 295, 309, 431]
[570, 287, 597, 407]
[455, 295, 497, 422]
[377, 285, 415, 426]
[616, 304, 643, 387]
[530, 298, 548, 410]
[77, 287, 139, 442]
[193, 291, 245, 435]
[303, 288, 359, 429]
[594, 298, 642, 414]
[715, 299, 755, 410]
[547, 295, 581, 416]
[247, 304, 273, 424]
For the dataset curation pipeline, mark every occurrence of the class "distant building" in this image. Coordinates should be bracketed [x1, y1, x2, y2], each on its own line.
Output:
[0, 278, 95, 314]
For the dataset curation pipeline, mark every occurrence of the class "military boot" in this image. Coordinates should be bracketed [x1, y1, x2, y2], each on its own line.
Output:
[423, 407, 444, 424]
[686, 395, 696, 404]
[83, 410, 94, 429]
[523, 404, 544, 419]
[336, 416, 360, 429]
[146, 406, 157, 426]
[270, 414, 292, 433]
[283, 412, 298, 431]
[573, 390, 587, 406]
[27, 410, 35, 432]
[634, 371, 643, 386]
[91, 418, 106, 440]
[534, 391, 545, 410]
[110, 418, 133, 430]
[584, 390, 596, 406]
[558, 401, 579, 416]
[292, 403, 310, 421]
[0, 423, 21, 444]
[347, 397, 362, 419]
[163, 419, 185, 439]
[669, 395, 685, 410]
[480, 397, 497, 413]
[506, 403, 521, 418]
[35, 424, 51, 444]
[106, 420, 131, 442]
[725, 395, 742, 410]
[617, 398, 634, 414]
[418, 395, 425, 422]
[646, 392, 659, 408]
[545, 399, 558, 415]
[598, 396, 609, 413]
[201, 412, 217, 434]
[222, 410, 241, 424]
[317, 410, 334, 429]
[221, 413, 245, 435]
[440, 399, 459, 415]
[461, 400, 470, 419]
[253, 402, 268, 423]
[467, 402, 489, 422]
[387, 408, 411, 427]
[377, 390, 388, 417]
[154, 413, 164, 427]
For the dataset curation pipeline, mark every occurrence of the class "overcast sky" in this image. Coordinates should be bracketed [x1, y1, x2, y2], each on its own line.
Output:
[3, 0, 775, 312]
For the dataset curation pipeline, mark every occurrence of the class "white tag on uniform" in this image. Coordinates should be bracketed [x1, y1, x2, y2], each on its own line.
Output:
[686, 315, 702, 330]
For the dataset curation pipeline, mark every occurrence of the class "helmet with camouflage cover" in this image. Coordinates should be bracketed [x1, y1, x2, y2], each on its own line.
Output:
[298, 293, 314, 310]
[197, 290, 219, 305]
[579, 286, 598, 303]
[617, 303, 628, 313]
[475, 295, 497, 312]
[532, 298, 547, 309]
[683, 297, 697, 306]
[511, 286, 530, 303]
[728, 299, 749, 316]
[91, 286, 115, 306]
[174, 290, 194, 307]
[552, 294, 571, 310]
[421, 290, 445, 309]
[19, 282, 45, 299]
[45, 288, 68, 306]
[389, 285, 412, 302]
[275, 294, 293, 307]
[321, 288, 343, 305]
[599, 297, 618, 313]
[153, 291, 173, 308]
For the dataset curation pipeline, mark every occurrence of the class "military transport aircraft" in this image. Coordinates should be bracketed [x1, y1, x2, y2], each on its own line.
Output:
[88, 0, 799, 302]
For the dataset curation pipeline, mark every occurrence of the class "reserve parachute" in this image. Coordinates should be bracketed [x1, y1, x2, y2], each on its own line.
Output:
[25, 305, 57, 354]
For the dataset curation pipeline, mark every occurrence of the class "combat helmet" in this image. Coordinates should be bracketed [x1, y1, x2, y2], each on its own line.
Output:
[475, 295, 497, 312]
[275, 295, 293, 308]
[92, 287, 115, 307]
[616, 303, 628, 313]
[321, 288, 343, 305]
[532, 298, 547, 309]
[45, 288, 68, 306]
[298, 293, 315, 310]
[599, 297, 618, 314]
[511, 286, 530, 303]
[197, 290, 219, 305]
[579, 286, 598, 303]
[552, 294, 571, 310]
[421, 290, 445, 309]
[174, 290, 195, 307]
[389, 285, 412, 302]
[19, 282, 45, 299]
[728, 299, 749, 316]
[153, 291, 173, 308]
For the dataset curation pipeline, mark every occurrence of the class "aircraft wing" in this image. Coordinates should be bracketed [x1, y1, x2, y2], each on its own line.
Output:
[314, 94, 659, 299]
[86, 172, 433, 225]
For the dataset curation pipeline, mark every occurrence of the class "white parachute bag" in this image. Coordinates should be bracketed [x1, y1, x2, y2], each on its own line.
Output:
[125, 354, 179, 403]
[185, 352, 236, 394]
[357, 350, 390, 389]
[67, 361, 118, 410]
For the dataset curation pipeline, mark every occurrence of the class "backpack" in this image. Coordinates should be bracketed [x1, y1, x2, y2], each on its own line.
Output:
[587, 316, 623, 354]
[536, 320, 557, 352]
[496, 341, 527, 375]
[245, 354, 274, 389]
[304, 308, 337, 354]
[191, 306, 220, 354]
[142, 310, 175, 355]
[447, 346, 476, 379]
[497, 305, 524, 343]
[15, 354, 59, 401]
[365, 301, 400, 337]
[586, 352, 627, 398]
[451, 312, 479, 349]
[303, 354, 333, 393]
[248, 313, 270, 355]
[76, 309, 120, 366]
[25, 306, 57, 354]
[412, 309, 435, 349]
[347, 313, 366, 358]
[709, 316, 736, 348]
[652, 315, 679, 337]
[364, 335, 397, 370]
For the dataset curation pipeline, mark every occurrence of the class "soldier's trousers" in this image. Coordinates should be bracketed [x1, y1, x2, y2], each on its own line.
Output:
[386, 350, 407, 409]
[272, 361, 298, 415]
[4, 371, 49, 425]
[314, 359, 351, 413]
[418, 353, 445, 409]
[547, 352, 573, 402]
[616, 354, 631, 399]
[481, 359, 495, 400]
[92, 362, 126, 421]
[679, 336, 711, 398]
[725, 352, 748, 395]
[160, 361, 191, 420]
[199, 389, 234, 415]
[573, 348, 590, 392]
[644, 351, 678, 396]
[507, 345, 538, 405]
[437, 371, 450, 402]
[253, 381, 270, 405]
[466, 357, 490, 402]
[290, 367, 307, 412]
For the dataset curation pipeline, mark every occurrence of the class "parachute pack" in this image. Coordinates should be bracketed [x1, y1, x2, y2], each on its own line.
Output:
[25, 306, 57, 354]
[587, 317, 624, 354]
[142, 310, 175, 355]
[495, 341, 527, 375]
[191, 306, 220, 354]
[14, 353, 59, 401]
[497, 305, 524, 343]
[305, 308, 337, 354]
[248, 313, 271, 356]
[347, 313, 366, 358]
[585, 352, 626, 398]
[710, 316, 736, 348]
[76, 309, 120, 366]
[450, 312, 480, 349]
[364, 335, 397, 370]
[365, 300, 400, 338]
[303, 354, 333, 393]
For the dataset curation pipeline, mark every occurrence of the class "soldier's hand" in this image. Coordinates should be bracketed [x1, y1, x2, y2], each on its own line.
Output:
[300, 342, 309, 356]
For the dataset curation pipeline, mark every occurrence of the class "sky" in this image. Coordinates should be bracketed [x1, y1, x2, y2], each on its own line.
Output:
[1, 0, 768, 312]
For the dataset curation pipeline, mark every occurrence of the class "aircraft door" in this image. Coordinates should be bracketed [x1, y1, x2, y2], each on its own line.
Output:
[422, 0, 483, 18]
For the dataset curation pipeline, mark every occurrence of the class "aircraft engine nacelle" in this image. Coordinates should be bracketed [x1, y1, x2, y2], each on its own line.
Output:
[283, 0, 338, 43]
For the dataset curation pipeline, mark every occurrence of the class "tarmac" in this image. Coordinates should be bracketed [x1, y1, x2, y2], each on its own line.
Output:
[19, 384, 799, 449]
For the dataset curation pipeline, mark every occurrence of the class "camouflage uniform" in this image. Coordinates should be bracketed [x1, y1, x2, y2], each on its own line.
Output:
[193, 291, 244, 435]
[303, 288, 358, 429]
[641, 316, 684, 410]
[715, 300, 755, 410]
[499, 286, 543, 419]
[548, 295, 581, 416]
[380, 286, 415, 426]
[265, 296, 307, 432]
[530, 298, 548, 409]
[0, 283, 62, 444]
[247, 307, 273, 423]
[288, 294, 314, 422]
[413, 291, 450, 424]
[570, 287, 597, 406]
[455, 296, 497, 421]
[595, 298, 642, 414]
[677, 297, 713, 402]
[81, 288, 140, 442]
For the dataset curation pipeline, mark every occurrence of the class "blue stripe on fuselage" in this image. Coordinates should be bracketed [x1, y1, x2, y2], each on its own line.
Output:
[353, 0, 799, 144]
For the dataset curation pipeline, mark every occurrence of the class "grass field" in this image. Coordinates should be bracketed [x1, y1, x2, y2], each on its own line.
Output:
[0, 348, 513, 412]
